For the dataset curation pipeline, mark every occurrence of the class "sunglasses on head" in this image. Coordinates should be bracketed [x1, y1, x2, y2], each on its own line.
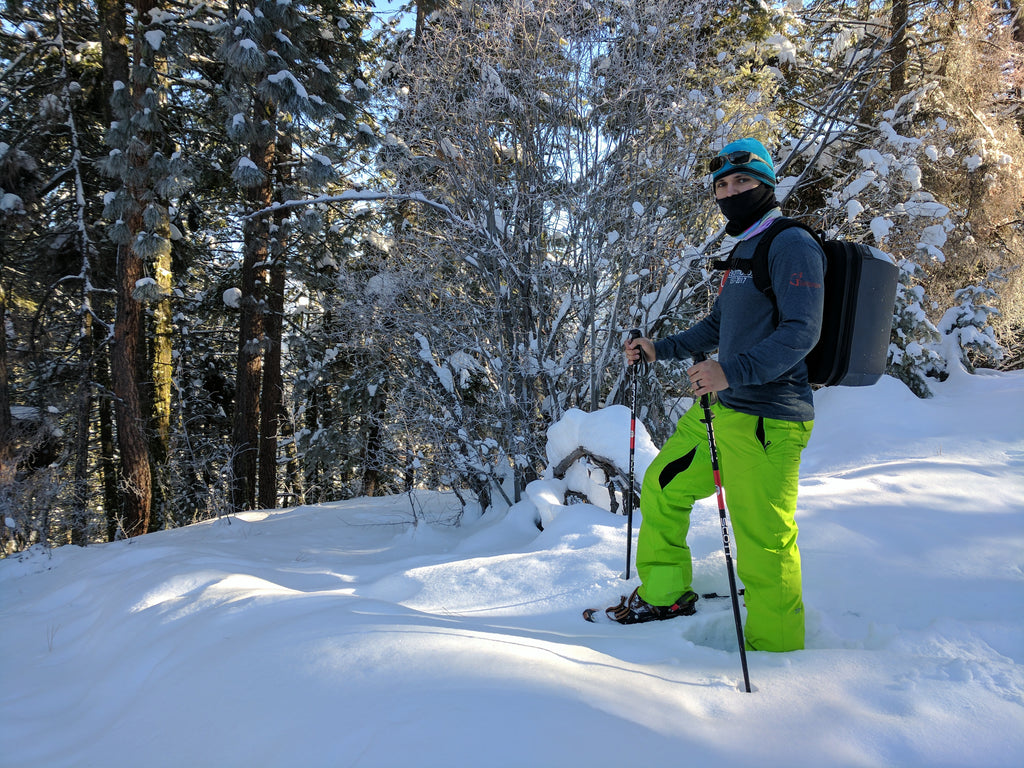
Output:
[708, 150, 764, 174]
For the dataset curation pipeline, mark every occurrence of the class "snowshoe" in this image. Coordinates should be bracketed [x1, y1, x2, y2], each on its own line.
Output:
[584, 587, 698, 624]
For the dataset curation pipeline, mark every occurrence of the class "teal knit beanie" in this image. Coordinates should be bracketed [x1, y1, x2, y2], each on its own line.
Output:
[711, 138, 777, 188]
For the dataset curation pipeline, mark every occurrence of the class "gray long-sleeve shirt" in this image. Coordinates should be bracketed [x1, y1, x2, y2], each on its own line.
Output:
[653, 226, 826, 422]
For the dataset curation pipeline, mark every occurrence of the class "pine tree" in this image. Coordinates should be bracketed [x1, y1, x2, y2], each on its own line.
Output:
[939, 282, 1005, 372]
[216, 0, 374, 511]
[97, 0, 196, 536]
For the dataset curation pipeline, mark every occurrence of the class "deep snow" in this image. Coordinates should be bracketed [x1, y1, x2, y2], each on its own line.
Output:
[1, 365, 1022, 767]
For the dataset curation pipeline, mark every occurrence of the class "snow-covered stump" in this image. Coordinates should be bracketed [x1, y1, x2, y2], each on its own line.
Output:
[525, 406, 660, 528]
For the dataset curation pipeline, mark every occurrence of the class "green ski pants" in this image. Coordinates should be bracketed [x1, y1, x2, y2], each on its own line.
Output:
[635, 401, 813, 652]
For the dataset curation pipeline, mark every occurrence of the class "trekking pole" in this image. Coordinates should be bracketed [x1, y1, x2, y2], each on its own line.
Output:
[623, 329, 644, 580]
[694, 352, 752, 693]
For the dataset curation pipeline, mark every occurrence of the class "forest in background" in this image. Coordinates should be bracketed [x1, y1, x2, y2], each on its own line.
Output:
[1, 0, 1022, 553]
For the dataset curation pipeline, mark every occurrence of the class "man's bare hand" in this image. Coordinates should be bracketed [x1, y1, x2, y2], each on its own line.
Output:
[624, 336, 655, 366]
[687, 359, 728, 397]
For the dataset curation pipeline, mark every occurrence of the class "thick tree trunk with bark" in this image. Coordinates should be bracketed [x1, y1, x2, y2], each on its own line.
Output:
[231, 97, 276, 511]
[258, 249, 285, 511]
[144, 40, 174, 529]
[110, 0, 168, 537]
[146, 242, 173, 528]
[890, 0, 909, 93]
[96, 0, 129, 122]
[111, 239, 152, 537]
[230, 220, 267, 512]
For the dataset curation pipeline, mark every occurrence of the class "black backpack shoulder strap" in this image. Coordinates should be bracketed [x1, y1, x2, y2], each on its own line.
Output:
[749, 218, 819, 297]
[713, 218, 819, 298]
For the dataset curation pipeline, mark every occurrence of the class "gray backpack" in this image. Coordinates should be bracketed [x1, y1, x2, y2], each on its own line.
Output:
[715, 219, 899, 386]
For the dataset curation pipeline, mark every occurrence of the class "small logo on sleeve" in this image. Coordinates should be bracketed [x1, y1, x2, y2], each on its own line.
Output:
[789, 272, 821, 289]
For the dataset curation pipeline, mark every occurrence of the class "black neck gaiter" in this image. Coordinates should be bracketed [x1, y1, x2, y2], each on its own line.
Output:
[716, 184, 779, 235]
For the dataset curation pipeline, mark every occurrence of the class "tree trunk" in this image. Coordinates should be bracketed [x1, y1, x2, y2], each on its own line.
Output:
[111, 238, 152, 537]
[143, 23, 174, 530]
[146, 233, 173, 529]
[110, 0, 172, 538]
[0, 283, 13, 484]
[231, 96, 276, 512]
[96, 0, 129, 124]
[230, 228, 266, 512]
[360, 398, 385, 498]
[70, 308, 94, 546]
[98, 354, 119, 541]
[258, 240, 285, 511]
[94, 0, 128, 541]
[890, 0, 909, 93]
[303, 385, 323, 501]
[0, 283, 14, 552]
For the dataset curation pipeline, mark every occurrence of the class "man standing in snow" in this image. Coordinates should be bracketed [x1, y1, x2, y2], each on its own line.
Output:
[616, 137, 825, 653]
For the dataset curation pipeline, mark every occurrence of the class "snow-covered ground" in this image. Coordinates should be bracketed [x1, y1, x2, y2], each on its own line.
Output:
[2, 365, 1022, 767]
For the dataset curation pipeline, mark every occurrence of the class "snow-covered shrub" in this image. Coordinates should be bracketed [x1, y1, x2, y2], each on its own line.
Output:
[936, 281, 1005, 372]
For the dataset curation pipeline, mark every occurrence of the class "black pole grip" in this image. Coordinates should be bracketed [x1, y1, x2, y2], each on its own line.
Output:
[627, 328, 646, 371]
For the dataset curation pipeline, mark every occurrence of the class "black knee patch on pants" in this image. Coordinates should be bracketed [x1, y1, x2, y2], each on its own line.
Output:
[659, 446, 697, 489]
